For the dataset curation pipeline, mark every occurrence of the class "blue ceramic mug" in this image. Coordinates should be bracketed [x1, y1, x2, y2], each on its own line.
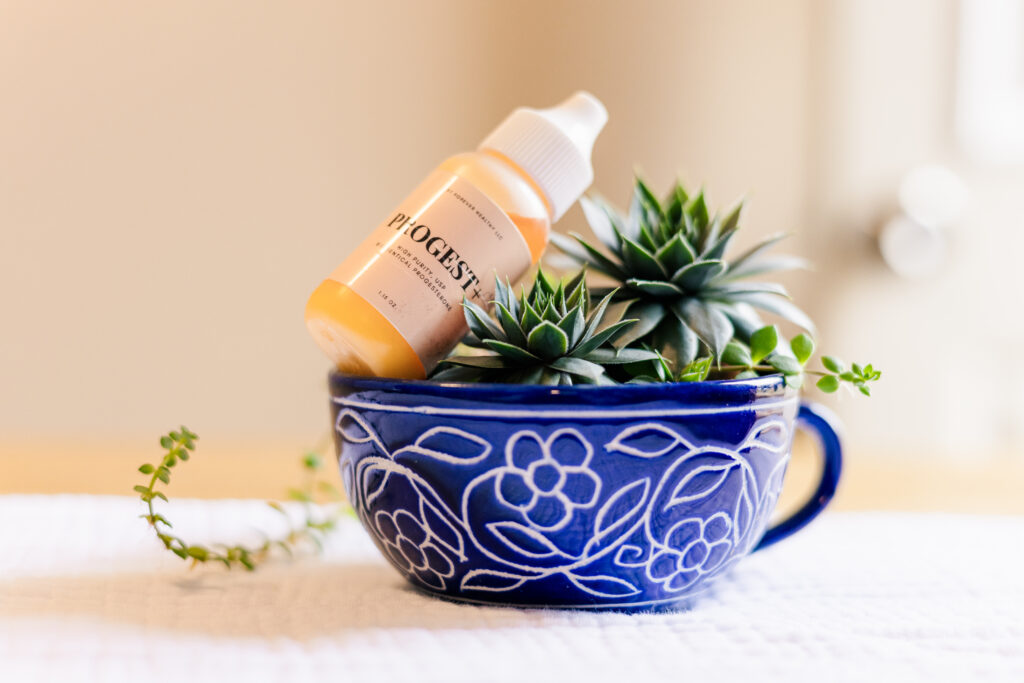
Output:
[329, 373, 842, 612]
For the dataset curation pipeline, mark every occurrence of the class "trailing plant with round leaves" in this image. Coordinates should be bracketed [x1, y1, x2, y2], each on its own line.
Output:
[550, 177, 812, 365]
[432, 269, 659, 385]
[135, 428, 348, 570]
[621, 323, 881, 395]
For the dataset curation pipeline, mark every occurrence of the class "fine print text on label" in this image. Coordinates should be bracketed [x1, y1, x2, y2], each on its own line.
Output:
[330, 170, 531, 370]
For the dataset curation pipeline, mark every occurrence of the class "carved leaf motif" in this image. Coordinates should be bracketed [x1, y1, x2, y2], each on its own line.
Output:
[336, 409, 375, 444]
[584, 478, 651, 557]
[420, 497, 465, 559]
[460, 568, 531, 593]
[397, 426, 491, 464]
[666, 461, 737, 508]
[606, 423, 688, 458]
[742, 418, 789, 453]
[733, 466, 758, 544]
[486, 521, 571, 559]
[567, 573, 641, 598]
[360, 464, 392, 505]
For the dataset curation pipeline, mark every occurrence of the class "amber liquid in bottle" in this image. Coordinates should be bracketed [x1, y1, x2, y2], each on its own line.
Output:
[305, 149, 551, 379]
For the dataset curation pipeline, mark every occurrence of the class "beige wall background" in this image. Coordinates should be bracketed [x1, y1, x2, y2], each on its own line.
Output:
[1, 1, 1021, 465]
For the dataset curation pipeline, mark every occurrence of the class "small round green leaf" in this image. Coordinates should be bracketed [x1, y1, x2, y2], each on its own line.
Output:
[816, 375, 840, 393]
[822, 356, 843, 373]
[790, 333, 815, 365]
[749, 325, 779, 364]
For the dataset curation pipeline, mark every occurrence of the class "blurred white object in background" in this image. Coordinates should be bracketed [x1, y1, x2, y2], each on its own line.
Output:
[878, 165, 968, 279]
[957, 0, 1024, 164]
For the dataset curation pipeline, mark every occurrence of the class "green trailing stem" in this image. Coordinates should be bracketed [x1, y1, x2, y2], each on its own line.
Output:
[135, 427, 348, 570]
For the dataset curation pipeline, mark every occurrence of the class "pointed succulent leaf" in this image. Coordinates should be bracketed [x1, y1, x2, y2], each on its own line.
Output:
[520, 300, 543, 331]
[482, 339, 540, 363]
[549, 356, 605, 381]
[660, 314, 701, 365]
[635, 177, 664, 218]
[441, 355, 512, 370]
[685, 191, 709, 234]
[539, 368, 563, 385]
[654, 232, 697, 273]
[493, 302, 527, 346]
[719, 200, 743, 235]
[733, 292, 815, 332]
[727, 233, 791, 274]
[527, 321, 569, 359]
[722, 255, 809, 281]
[550, 232, 627, 280]
[582, 289, 618, 340]
[611, 300, 666, 348]
[516, 365, 545, 384]
[573, 318, 637, 356]
[720, 302, 766, 342]
[540, 300, 561, 324]
[494, 276, 514, 313]
[557, 306, 586, 348]
[529, 269, 556, 302]
[584, 347, 661, 364]
[565, 280, 587, 312]
[625, 278, 683, 298]
[464, 300, 503, 341]
[702, 222, 740, 261]
[579, 195, 621, 251]
[636, 222, 660, 253]
[564, 268, 588, 298]
[706, 281, 790, 298]
[553, 280, 567, 313]
[676, 299, 733, 359]
[665, 181, 688, 220]
[671, 260, 726, 291]
[628, 178, 663, 238]
[619, 235, 668, 280]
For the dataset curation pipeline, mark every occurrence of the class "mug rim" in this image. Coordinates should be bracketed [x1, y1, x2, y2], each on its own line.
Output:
[329, 371, 793, 405]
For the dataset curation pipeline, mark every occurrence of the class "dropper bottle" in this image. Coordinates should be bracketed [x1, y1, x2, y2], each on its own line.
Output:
[305, 92, 608, 379]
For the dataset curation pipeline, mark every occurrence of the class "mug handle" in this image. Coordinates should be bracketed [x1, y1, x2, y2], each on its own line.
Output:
[753, 401, 843, 552]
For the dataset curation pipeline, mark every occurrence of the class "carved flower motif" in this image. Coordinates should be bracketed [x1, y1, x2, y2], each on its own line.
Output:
[646, 512, 734, 592]
[495, 429, 601, 531]
[375, 509, 454, 589]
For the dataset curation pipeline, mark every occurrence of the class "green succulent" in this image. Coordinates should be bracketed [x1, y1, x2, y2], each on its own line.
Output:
[432, 269, 659, 385]
[551, 178, 812, 364]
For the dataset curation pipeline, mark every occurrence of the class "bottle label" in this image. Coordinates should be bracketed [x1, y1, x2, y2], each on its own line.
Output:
[329, 169, 532, 371]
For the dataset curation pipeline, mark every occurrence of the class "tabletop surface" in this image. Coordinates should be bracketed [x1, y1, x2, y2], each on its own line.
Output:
[2, 495, 1022, 683]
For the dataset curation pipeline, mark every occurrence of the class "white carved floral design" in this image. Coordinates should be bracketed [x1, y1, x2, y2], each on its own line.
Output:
[645, 513, 733, 592]
[495, 429, 601, 531]
[374, 509, 455, 590]
[333, 399, 794, 607]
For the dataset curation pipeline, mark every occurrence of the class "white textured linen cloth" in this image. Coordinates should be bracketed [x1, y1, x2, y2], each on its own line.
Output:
[1, 495, 1021, 683]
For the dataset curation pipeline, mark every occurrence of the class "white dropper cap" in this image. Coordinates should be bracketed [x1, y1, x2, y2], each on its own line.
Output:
[478, 91, 608, 221]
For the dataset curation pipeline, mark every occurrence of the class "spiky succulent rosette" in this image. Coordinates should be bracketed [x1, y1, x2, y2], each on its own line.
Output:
[432, 269, 658, 385]
[550, 178, 812, 364]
